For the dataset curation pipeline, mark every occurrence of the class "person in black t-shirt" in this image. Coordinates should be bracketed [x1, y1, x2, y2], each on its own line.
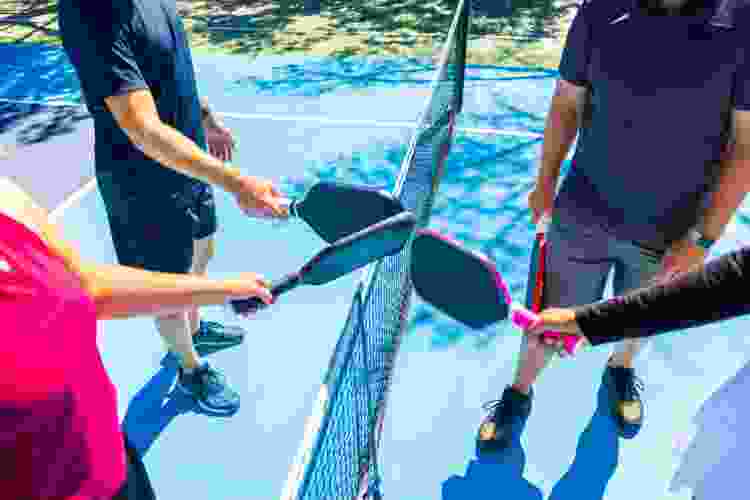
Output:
[57, 0, 288, 417]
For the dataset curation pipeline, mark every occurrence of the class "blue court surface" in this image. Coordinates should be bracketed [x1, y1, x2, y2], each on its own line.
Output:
[5, 43, 750, 500]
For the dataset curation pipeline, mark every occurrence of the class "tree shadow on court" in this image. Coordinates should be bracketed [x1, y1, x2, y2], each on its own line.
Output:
[0, 42, 80, 100]
[226, 59, 555, 113]
[277, 81, 550, 351]
[0, 100, 89, 145]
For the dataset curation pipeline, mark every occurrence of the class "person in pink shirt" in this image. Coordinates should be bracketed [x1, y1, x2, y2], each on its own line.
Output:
[0, 177, 272, 499]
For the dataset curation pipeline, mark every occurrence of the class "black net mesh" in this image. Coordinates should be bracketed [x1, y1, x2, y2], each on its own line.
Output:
[282, 2, 469, 498]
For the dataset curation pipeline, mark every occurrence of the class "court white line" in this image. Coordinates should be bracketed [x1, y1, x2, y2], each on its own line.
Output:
[17, 98, 540, 218]
[215, 111, 544, 138]
[49, 178, 98, 222]
[0, 98, 543, 138]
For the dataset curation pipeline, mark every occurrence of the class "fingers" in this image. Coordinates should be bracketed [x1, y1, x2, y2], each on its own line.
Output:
[256, 287, 273, 305]
[253, 274, 273, 304]
[267, 190, 289, 218]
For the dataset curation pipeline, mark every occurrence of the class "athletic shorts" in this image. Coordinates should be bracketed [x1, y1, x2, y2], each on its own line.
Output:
[111, 434, 156, 500]
[97, 172, 217, 274]
[533, 210, 665, 314]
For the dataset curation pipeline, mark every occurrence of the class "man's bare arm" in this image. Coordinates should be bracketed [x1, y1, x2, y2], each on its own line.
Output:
[537, 79, 587, 191]
[105, 89, 242, 193]
[699, 109, 750, 242]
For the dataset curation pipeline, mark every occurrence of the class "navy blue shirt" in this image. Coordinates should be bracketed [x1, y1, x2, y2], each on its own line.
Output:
[555, 0, 750, 251]
[58, 0, 206, 193]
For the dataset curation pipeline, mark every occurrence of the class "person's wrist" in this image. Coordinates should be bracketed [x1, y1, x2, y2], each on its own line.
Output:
[220, 164, 244, 194]
[568, 310, 584, 335]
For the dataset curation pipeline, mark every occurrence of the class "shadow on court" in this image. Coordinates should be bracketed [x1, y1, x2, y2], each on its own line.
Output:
[0, 43, 81, 101]
[122, 353, 198, 457]
[0, 100, 88, 143]
[443, 441, 543, 500]
[279, 82, 549, 351]
[442, 383, 619, 500]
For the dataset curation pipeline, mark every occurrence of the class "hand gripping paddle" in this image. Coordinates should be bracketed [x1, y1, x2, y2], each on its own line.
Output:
[248, 181, 405, 243]
[230, 211, 417, 315]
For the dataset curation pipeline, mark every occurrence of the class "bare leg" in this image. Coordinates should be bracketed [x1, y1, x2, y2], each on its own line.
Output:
[512, 332, 557, 395]
[188, 236, 215, 336]
[608, 338, 646, 368]
[155, 312, 201, 370]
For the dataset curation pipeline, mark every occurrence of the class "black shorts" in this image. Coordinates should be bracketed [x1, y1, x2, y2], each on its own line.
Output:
[97, 172, 217, 274]
[112, 434, 156, 500]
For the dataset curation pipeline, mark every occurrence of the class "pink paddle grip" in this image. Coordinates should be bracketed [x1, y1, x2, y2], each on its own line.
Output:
[511, 308, 579, 355]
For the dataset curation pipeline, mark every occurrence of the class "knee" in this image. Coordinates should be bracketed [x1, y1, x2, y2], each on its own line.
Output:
[206, 238, 215, 261]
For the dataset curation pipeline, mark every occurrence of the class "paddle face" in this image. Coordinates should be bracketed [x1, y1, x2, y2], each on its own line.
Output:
[302, 210, 416, 285]
[411, 229, 511, 329]
[296, 182, 404, 243]
[411, 228, 579, 355]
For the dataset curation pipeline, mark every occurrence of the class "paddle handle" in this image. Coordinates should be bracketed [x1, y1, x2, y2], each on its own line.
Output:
[229, 273, 300, 315]
[536, 213, 552, 235]
[510, 306, 580, 355]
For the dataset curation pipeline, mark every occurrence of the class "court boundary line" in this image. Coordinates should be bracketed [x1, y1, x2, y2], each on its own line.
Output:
[0, 98, 543, 139]
[49, 178, 97, 223]
[215, 111, 544, 138]
[15, 96, 541, 219]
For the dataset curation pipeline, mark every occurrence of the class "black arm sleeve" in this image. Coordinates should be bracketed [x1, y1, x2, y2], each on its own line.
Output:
[574, 245, 750, 346]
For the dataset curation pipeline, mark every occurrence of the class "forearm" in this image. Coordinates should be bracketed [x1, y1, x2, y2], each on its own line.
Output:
[537, 94, 580, 189]
[574, 245, 750, 346]
[136, 118, 241, 192]
[82, 263, 237, 320]
[699, 144, 750, 241]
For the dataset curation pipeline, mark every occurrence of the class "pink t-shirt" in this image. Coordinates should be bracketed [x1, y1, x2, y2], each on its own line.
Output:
[0, 211, 126, 499]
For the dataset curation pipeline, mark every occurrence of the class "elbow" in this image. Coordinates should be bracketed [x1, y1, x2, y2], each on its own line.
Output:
[111, 108, 161, 155]
[124, 116, 160, 154]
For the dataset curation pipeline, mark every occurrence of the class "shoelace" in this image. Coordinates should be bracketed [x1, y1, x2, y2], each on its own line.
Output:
[482, 399, 512, 423]
[614, 371, 644, 401]
[184, 365, 219, 389]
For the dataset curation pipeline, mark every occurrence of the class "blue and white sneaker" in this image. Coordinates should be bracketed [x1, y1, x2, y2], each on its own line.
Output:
[176, 362, 240, 417]
[193, 320, 246, 357]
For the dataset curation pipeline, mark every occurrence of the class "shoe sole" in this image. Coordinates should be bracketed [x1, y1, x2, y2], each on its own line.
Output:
[195, 341, 243, 357]
[176, 380, 240, 417]
[194, 337, 244, 353]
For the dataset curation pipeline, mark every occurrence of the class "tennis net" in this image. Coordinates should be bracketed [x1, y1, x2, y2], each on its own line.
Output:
[280, 1, 469, 498]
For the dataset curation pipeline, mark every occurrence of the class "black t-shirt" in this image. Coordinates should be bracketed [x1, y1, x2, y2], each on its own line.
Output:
[58, 0, 207, 193]
[555, 0, 750, 250]
[575, 245, 750, 345]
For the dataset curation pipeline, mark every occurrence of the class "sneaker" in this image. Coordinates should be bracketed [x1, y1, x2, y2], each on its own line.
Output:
[476, 386, 533, 454]
[176, 362, 240, 417]
[193, 320, 246, 357]
[602, 363, 644, 439]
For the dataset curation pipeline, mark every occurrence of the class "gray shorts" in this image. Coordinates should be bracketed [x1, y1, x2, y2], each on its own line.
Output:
[536, 211, 665, 314]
